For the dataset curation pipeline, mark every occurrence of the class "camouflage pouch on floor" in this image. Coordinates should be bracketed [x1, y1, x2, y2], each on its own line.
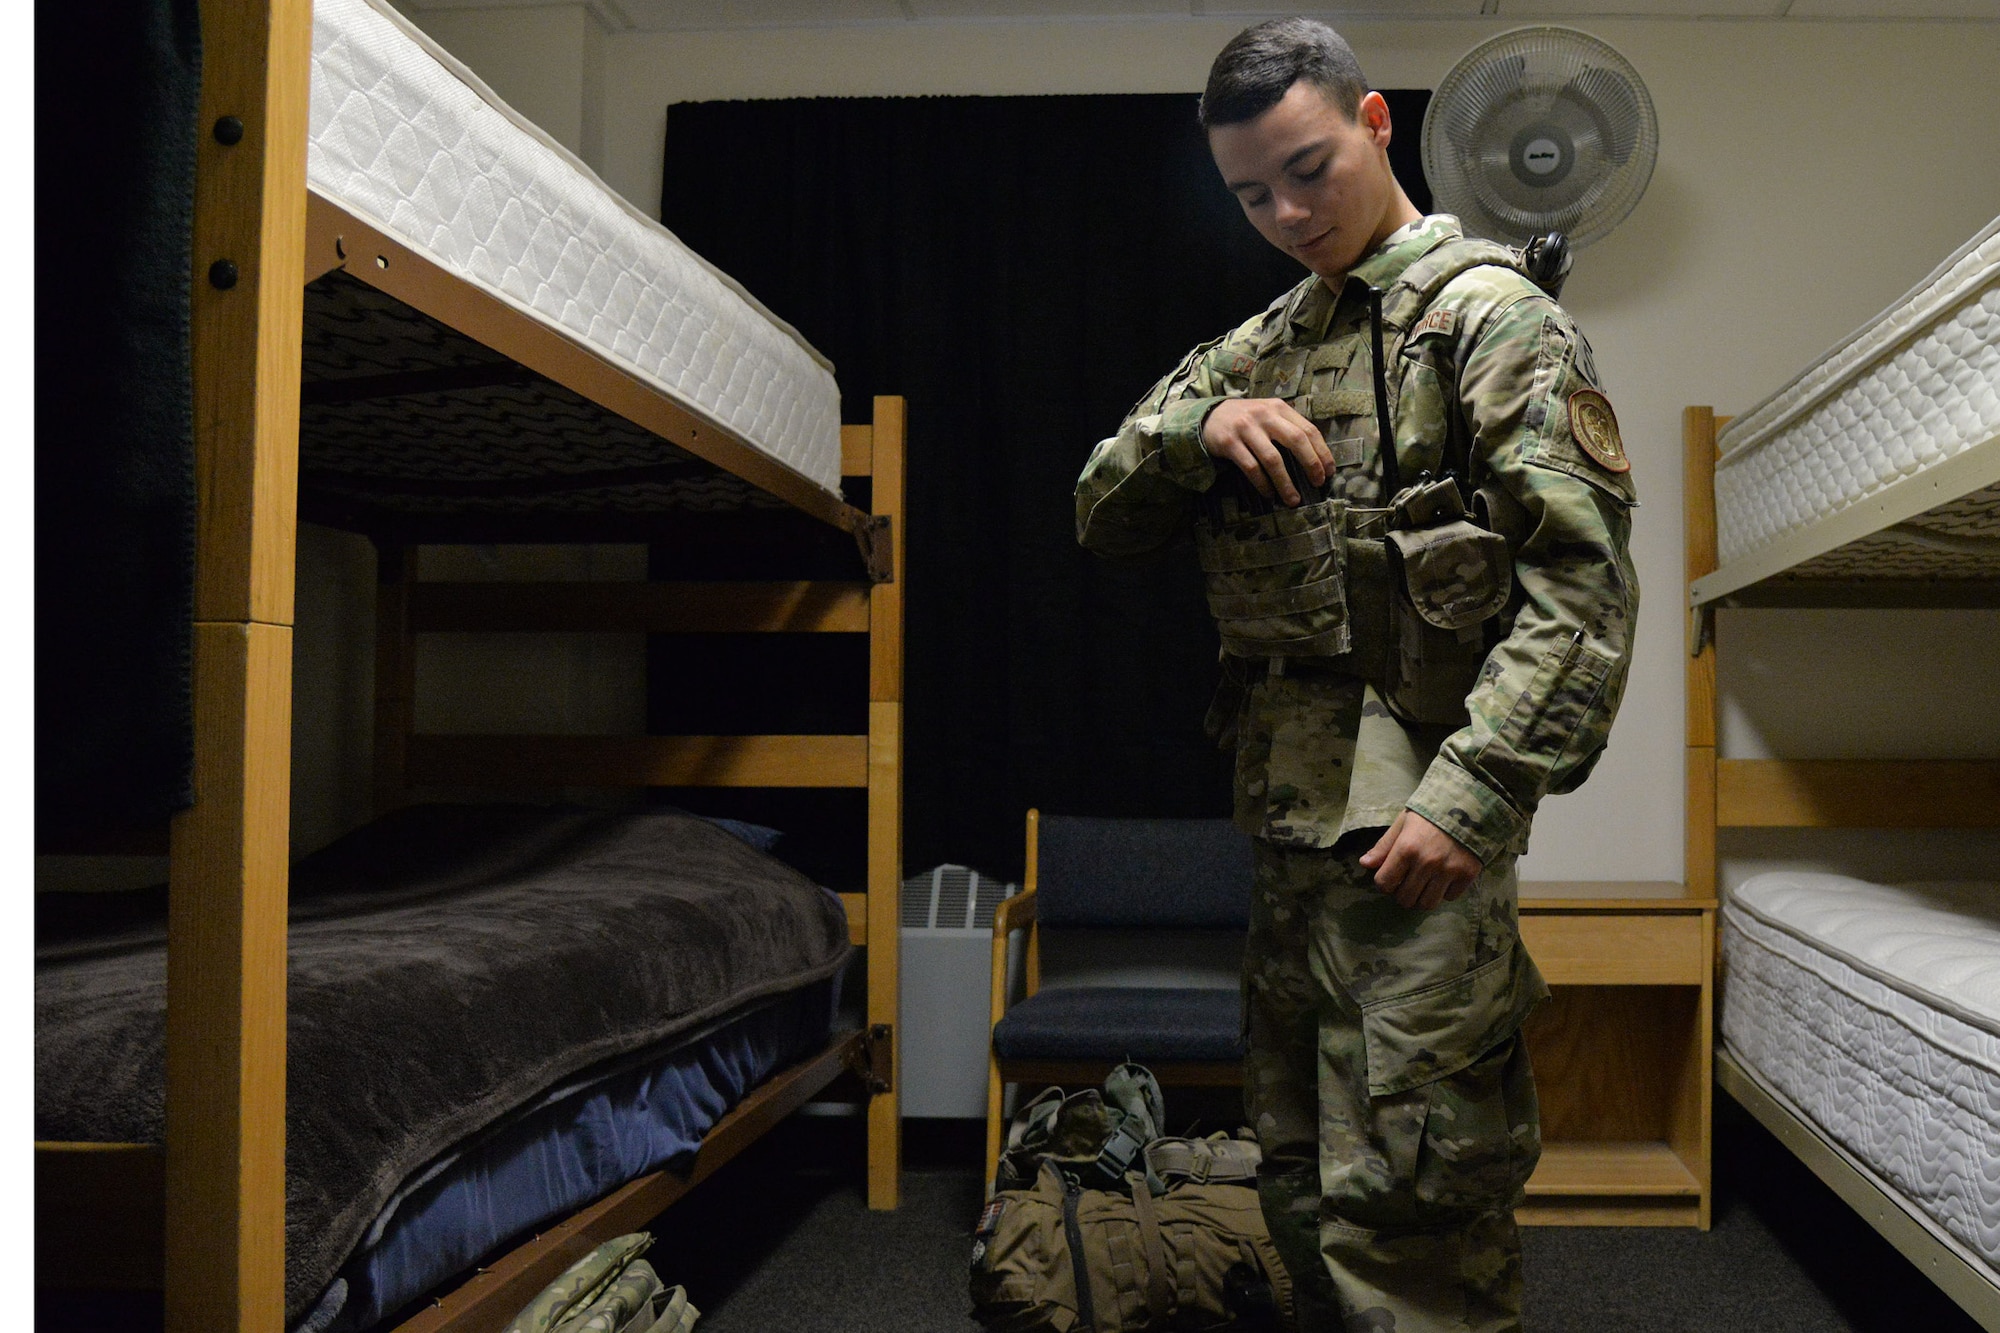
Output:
[505, 1233, 699, 1333]
[506, 1235, 653, 1333]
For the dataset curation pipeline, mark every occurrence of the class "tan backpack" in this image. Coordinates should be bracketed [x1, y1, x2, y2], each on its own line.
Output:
[971, 1072, 1293, 1332]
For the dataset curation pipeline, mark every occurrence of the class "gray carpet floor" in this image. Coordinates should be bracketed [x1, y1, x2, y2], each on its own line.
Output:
[642, 1094, 1984, 1332]
[36, 1095, 1987, 1331]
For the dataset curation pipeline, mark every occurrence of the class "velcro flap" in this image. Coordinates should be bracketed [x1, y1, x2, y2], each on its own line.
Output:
[1295, 387, 1374, 420]
[1326, 436, 1367, 469]
[1386, 522, 1511, 630]
[1305, 338, 1359, 371]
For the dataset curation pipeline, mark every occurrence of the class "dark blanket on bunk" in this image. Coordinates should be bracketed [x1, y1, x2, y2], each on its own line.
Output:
[35, 0, 203, 838]
[34, 804, 852, 1320]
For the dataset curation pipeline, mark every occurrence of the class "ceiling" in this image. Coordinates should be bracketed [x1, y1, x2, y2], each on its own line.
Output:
[396, 0, 2000, 32]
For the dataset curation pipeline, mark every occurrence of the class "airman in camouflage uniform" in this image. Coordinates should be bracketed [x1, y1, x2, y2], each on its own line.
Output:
[1073, 18, 1638, 1332]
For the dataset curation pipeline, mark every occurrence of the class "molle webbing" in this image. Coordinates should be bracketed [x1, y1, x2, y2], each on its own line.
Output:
[1197, 522, 1339, 574]
[1197, 498, 1351, 658]
[1196, 503, 1393, 675]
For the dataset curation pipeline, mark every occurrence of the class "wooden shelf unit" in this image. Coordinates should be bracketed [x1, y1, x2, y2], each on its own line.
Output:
[1517, 881, 1716, 1228]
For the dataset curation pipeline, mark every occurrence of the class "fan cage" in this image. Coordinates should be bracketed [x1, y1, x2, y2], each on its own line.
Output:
[1421, 26, 1658, 249]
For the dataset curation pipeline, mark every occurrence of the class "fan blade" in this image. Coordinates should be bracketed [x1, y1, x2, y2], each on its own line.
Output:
[1562, 66, 1643, 165]
[1443, 54, 1526, 152]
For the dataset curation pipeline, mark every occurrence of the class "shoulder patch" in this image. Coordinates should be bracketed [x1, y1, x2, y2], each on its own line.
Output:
[1413, 308, 1458, 339]
[1567, 389, 1630, 474]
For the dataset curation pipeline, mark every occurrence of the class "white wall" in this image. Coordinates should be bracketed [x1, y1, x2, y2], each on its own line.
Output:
[408, 4, 609, 168]
[318, 11, 2000, 883]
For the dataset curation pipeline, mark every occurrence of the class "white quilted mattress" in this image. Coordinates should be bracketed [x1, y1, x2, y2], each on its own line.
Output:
[1714, 217, 2000, 570]
[307, 0, 844, 495]
[1722, 874, 2000, 1274]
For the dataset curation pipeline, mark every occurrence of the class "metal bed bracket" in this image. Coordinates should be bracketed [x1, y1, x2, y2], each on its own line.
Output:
[1689, 602, 1713, 657]
[846, 1022, 895, 1094]
[856, 516, 895, 584]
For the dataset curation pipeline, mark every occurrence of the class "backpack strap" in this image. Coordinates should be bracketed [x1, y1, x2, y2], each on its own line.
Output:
[1129, 1173, 1176, 1324]
[1089, 1117, 1150, 1189]
[1144, 1134, 1263, 1188]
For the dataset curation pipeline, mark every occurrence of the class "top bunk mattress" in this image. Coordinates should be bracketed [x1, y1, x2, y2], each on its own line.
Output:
[1720, 874, 2000, 1272]
[307, 0, 843, 501]
[1706, 217, 2000, 593]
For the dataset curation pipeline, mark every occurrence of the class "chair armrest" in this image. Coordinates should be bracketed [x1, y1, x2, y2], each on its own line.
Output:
[992, 888, 1037, 938]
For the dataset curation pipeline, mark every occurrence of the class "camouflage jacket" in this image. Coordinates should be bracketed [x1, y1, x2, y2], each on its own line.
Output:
[1075, 216, 1638, 863]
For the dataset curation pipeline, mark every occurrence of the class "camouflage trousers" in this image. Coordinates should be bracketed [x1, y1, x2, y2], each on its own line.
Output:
[1243, 839, 1548, 1333]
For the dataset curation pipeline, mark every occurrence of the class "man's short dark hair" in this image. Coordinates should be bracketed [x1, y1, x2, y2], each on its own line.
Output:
[1198, 17, 1369, 129]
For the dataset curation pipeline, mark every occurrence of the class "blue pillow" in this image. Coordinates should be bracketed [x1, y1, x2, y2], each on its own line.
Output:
[702, 816, 784, 854]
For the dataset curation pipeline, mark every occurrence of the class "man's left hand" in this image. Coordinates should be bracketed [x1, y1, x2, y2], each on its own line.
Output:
[1359, 811, 1482, 910]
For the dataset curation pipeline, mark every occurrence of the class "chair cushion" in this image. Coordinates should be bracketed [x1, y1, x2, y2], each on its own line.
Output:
[992, 986, 1244, 1063]
[1037, 817, 1252, 929]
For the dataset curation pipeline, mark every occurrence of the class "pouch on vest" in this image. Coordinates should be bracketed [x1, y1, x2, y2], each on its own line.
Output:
[1382, 478, 1511, 727]
[1197, 498, 1352, 660]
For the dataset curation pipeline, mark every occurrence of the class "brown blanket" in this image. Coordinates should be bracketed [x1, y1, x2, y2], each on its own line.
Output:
[35, 804, 852, 1320]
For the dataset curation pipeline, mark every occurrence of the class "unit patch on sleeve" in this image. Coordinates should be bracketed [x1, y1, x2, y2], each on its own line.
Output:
[1567, 388, 1630, 473]
[1413, 308, 1458, 339]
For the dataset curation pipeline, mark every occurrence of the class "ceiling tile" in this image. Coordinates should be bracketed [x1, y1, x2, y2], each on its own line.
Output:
[617, 0, 905, 29]
[910, 0, 1190, 15]
[1498, 0, 1783, 14]
[1785, 0, 2000, 15]
[1194, 0, 1487, 16]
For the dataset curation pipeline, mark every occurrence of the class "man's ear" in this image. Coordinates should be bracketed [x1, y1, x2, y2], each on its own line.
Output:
[1359, 90, 1393, 146]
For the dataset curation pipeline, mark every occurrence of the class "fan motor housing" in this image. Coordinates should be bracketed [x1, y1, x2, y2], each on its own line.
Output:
[1510, 124, 1574, 189]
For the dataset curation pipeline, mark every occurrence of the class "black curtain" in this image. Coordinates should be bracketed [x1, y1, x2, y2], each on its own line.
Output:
[36, 0, 203, 841]
[657, 93, 1431, 882]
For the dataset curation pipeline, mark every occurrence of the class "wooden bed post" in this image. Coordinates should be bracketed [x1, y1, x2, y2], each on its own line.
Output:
[170, 0, 311, 1324]
[1684, 407, 1719, 904]
[866, 395, 907, 1210]
[1682, 406, 1720, 1231]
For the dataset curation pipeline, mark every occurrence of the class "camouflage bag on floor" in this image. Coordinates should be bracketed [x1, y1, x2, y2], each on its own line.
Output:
[972, 1066, 1294, 1332]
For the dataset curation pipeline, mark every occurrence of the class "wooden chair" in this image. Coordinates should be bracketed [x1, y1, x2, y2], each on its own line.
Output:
[984, 809, 1253, 1186]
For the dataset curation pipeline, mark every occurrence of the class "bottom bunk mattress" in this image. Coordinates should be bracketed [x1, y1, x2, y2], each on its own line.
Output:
[1720, 874, 2000, 1274]
[34, 803, 852, 1325]
[312, 978, 842, 1331]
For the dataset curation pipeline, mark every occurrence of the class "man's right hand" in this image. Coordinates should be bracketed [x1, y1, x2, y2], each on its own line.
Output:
[1201, 397, 1334, 507]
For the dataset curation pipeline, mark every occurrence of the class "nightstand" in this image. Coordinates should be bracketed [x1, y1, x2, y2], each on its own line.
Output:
[1516, 881, 1716, 1228]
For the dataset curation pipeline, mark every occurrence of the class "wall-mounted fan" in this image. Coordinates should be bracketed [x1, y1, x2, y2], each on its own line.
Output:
[1422, 26, 1659, 258]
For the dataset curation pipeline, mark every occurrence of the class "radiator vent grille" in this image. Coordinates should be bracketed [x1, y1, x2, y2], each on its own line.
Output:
[901, 864, 1016, 930]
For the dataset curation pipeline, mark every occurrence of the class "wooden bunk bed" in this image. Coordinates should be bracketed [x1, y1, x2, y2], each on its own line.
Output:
[1683, 214, 2000, 1333]
[34, 0, 903, 1327]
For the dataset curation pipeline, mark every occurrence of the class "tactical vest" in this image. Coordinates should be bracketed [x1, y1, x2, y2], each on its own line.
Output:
[1195, 236, 1536, 727]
